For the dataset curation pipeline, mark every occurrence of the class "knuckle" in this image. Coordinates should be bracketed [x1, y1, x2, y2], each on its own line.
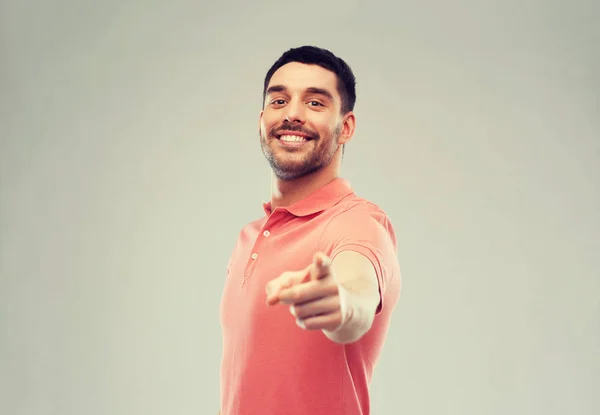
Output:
[294, 305, 308, 318]
[330, 283, 340, 295]
[290, 287, 302, 301]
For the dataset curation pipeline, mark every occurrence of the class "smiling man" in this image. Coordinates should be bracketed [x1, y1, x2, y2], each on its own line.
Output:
[219, 46, 402, 415]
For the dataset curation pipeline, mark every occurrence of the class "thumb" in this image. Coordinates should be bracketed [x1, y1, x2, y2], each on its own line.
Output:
[309, 252, 332, 281]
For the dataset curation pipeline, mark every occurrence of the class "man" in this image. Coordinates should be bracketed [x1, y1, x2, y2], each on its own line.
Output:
[219, 46, 402, 415]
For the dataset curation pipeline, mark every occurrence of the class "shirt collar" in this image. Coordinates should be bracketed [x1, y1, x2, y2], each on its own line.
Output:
[262, 178, 354, 217]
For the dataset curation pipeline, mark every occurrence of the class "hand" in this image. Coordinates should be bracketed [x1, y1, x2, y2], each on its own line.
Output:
[265, 252, 349, 332]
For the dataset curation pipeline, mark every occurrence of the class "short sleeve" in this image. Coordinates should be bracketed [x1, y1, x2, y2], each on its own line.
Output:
[319, 202, 401, 313]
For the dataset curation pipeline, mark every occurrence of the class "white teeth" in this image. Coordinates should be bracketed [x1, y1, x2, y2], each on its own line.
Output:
[280, 135, 306, 142]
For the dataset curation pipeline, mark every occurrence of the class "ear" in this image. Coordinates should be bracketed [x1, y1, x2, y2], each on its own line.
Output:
[337, 111, 356, 145]
[258, 110, 264, 135]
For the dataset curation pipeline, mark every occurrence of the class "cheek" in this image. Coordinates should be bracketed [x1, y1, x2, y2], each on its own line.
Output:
[319, 121, 339, 139]
[259, 121, 271, 137]
[315, 115, 339, 133]
[261, 113, 279, 134]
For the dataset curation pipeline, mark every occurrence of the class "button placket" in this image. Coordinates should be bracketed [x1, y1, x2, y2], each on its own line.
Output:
[242, 219, 276, 288]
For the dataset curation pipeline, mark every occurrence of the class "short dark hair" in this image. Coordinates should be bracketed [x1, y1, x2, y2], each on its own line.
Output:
[262, 46, 357, 114]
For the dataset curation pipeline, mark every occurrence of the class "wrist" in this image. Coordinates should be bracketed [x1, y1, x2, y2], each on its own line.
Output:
[323, 287, 374, 344]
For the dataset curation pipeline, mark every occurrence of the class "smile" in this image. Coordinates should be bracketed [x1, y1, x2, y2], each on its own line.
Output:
[275, 134, 312, 148]
[279, 134, 309, 142]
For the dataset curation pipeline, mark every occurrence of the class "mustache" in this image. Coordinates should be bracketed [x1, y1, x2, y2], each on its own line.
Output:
[270, 122, 319, 140]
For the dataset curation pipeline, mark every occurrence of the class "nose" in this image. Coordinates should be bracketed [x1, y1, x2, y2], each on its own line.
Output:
[283, 99, 306, 124]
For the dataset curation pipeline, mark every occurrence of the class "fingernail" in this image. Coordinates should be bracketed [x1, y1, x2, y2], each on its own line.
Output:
[289, 305, 296, 317]
[296, 318, 306, 329]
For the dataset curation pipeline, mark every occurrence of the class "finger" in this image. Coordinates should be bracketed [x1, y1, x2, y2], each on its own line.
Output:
[265, 272, 294, 305]
[295, 311, 343, 331]
[289, 295, 340, 319]
[278, 279, 338, 305]
[265, 267, 311, 305]
[310, 252, 332, 281]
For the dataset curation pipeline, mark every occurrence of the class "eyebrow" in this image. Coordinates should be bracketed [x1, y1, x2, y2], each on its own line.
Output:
[266, 85, 335, 102]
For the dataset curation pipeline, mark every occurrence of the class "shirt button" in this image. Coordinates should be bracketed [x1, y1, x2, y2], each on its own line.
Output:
[251, 253, 258, 260]
[263, 230, 270, 237]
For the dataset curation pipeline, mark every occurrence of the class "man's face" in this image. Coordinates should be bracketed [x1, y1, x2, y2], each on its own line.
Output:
[259, 62, 347, 181]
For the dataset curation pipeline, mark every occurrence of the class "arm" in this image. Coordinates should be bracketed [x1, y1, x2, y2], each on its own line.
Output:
[323, 250, 380, 343]
[266, 205, 397, 344]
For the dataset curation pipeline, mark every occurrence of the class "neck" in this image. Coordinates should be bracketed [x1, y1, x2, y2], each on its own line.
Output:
[270, 161, 341, 210]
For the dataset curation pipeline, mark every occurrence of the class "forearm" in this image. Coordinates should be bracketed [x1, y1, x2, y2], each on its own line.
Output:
[323, 279, 379, 344]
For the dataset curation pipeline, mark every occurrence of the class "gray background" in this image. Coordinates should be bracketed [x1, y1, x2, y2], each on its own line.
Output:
[1, 0, 599, 414]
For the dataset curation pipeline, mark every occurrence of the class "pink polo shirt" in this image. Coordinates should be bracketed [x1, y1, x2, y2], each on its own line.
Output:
[220, 178, 401, 415]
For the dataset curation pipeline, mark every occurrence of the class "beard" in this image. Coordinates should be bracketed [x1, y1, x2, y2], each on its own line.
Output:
[260, 121, 342, 181]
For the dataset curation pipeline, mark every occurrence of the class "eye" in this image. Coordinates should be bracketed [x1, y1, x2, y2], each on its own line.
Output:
[270, 99, 286, 106]
[308, 101, 324, 107]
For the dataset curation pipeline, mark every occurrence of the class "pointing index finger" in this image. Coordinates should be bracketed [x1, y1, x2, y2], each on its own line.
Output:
[266, 264, 313, 305]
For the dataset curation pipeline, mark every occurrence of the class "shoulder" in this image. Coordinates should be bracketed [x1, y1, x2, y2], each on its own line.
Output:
[229, 215, 268, 251]
[239, 215, 268, 234]
[335, 193, 392, 219]
[323, 197, 398, 248]
[316, 198, 400, 288]
[320, 196, 401, 305]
